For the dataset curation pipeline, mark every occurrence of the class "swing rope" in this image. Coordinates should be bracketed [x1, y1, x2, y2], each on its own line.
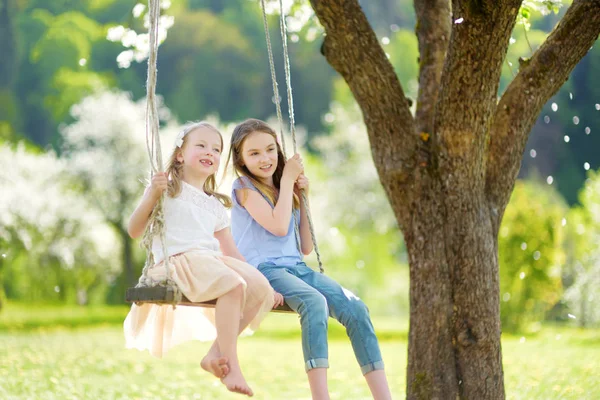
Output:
[135, 0, 181, 303]
[259, 0, 324, 273]
[132, 0, 323, 304]
[259, 0, 288, 158]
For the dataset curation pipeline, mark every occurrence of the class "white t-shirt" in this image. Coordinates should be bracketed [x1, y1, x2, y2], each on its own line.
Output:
[151, 181, 229, 264]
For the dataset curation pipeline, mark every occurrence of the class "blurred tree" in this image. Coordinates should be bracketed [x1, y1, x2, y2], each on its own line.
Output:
[0, 0, 20, 139]
[60, 90, 178, 296]
[310, 103, 408, 314]
[0, 0, 16, 89]
[157, 10, 264, 123]
[498, 180, 566, 332]
[563, 171, 600, 327]
[0, 143, 119, 305]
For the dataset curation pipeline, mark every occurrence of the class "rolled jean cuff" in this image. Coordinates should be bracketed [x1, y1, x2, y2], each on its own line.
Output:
[304, 358, 329, 372]
[360, 360, 385, 375]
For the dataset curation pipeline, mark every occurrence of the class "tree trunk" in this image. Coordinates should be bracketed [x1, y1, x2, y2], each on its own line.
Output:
[403, 177, 458, 398]
[405, 204, 503, 399]
[309, 0, 600, 398]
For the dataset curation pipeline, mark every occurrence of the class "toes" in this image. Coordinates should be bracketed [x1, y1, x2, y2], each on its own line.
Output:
[221, 364, 230, 376]
[217, 356, 228, 364]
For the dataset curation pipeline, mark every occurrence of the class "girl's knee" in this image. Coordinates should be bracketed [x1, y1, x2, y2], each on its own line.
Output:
[227, 282, 245, 298]
[299, 293, 328, 318]
[353, 300, 370, 317]
[339, 299, 371, 325]
[255, 274, 272, 295]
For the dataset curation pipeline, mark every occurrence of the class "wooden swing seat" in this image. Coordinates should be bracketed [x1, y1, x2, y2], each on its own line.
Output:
[126, 286, 294, 313]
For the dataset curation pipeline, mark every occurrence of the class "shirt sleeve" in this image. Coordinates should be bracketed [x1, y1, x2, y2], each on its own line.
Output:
[232, 176, 259, 192]
[214, 201, 230, 232]
[232, 177, 260, 207]
[232, 176, 276, 208]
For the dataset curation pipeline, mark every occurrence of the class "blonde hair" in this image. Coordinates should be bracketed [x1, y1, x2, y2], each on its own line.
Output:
[166, 121, 232, 208]
[226, 118, 299, 208]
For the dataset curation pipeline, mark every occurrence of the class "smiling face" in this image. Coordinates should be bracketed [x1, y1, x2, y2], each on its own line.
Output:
[240, 131, 279, 183]
[176, 126, 223, 178]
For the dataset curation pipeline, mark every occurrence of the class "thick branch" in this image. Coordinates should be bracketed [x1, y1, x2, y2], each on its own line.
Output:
[414, 0, 452, 134]
[436, 0, 521, 190]
[309, 0, 417, 223]
[486, 0, 600, 219]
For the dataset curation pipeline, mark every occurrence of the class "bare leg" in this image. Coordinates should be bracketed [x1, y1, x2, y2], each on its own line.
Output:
[307, 368, 330, 400]
[202, 298, 265, 378]
[215, 284, 253, 397]
[365, 369, 392, 400]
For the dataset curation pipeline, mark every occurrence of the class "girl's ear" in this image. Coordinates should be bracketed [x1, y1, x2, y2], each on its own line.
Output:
[176, 151, 184, 164]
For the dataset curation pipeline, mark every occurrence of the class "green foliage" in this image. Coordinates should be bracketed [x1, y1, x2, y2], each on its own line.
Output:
[387, 29, 419, 97]
[563, 171, 600, 327]
[160, 10, 264, 122]
[0, 121, 17, 143]
[517, 1, 563, 31]
[0, 0, 17, 89]
[0, 89, 20, 129]
[499, 180, 567, 332]
[45, 68, 111, 122]
[31, 11, 104, 78]
[13, 8, 112, 144]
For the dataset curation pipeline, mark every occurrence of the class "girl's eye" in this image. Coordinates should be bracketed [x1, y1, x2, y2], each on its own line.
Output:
[251, 152, 258, 156]
[268, 148, 275, 152]
[214, 149, 221, 153]
[197, 144, 205, 147]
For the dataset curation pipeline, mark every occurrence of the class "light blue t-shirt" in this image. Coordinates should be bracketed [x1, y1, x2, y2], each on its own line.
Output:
[231, 176, 302, 268]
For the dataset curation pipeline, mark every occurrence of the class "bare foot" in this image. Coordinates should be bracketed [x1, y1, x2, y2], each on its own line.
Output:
[201, 356, 229, 378]
[221, 370, 254, 397]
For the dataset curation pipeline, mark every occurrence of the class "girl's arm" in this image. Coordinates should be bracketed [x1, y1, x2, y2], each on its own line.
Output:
[127, 173, 168, 239]
[214, 227, 246, 261]
[237, 155, 303, 237]
[295, 174, 314, 255]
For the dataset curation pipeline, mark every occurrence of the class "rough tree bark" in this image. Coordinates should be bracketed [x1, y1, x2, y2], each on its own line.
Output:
[309, 0, 600, 398]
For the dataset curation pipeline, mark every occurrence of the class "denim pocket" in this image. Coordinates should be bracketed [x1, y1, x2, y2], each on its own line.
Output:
[257, 261, 277, 271]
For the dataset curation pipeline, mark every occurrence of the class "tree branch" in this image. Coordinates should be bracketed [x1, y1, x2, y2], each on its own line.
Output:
[414, 0, 452, 135]
[309, 0, 417, 214]
[486, 0, 600, 219]
[435, 0, 521, 190]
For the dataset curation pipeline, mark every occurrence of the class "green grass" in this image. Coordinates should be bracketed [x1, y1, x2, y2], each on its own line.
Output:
[0, 302, 130, 331]
[0, 303, 598, 399]
[0, 302, 408, 340]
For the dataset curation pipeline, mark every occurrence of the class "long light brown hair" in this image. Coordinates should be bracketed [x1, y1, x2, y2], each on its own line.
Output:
[226, 118, 299, 208]
[166, 121, 232, 208]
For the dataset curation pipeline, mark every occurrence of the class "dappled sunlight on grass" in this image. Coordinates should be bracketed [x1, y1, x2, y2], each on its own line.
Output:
[0, 328, 406, 399]
[1, 304, 598, 399]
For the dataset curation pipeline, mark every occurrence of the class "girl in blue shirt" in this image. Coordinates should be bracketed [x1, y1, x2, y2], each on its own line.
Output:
[227, 118, 392, 400]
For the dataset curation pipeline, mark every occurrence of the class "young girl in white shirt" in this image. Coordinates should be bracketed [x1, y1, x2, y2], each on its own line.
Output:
[124, 121, 282, 397]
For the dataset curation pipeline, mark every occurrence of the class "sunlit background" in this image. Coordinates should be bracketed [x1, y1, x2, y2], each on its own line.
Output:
[0, 0, 599, 398]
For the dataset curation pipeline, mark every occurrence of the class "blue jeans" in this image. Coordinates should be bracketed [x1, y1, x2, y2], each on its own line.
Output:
[257, 261, 384, 374]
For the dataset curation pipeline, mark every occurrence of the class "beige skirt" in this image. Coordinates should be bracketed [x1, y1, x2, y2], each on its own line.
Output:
[124, 251, 275, 358]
